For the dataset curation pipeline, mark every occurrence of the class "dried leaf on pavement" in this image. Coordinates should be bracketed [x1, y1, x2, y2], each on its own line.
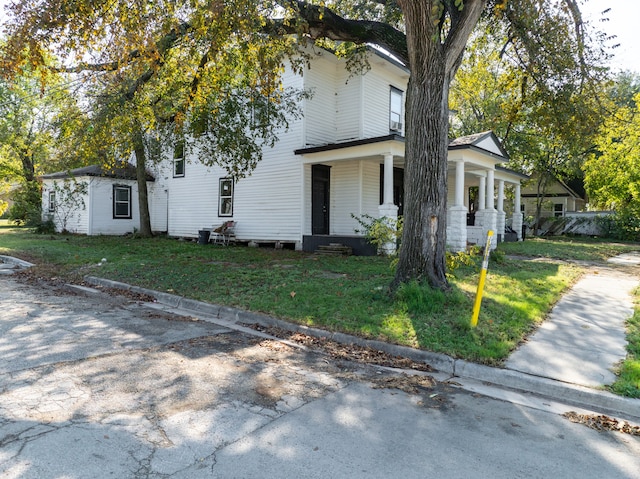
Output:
[563, 411, 640, 436]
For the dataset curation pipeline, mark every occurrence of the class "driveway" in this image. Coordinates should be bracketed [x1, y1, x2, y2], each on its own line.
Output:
[1, 275, 639, 478]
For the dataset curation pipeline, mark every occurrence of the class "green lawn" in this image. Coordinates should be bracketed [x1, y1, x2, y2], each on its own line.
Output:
[0, 221, 638, 397]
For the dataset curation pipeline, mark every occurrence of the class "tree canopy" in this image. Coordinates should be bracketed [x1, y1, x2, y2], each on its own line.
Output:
[1, 0, 605, 290]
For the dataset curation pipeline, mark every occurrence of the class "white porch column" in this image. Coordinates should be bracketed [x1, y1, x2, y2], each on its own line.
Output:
[478, 176, 486, 211]
[496, 179, 506, 243]
[378, 153, 399, 255]
[383, 154, 394, 205]
[482, 169, 497, 249]
[486, 169, 495, 210]
[447, 159, 467, 252]
[513, 183, 523, 241]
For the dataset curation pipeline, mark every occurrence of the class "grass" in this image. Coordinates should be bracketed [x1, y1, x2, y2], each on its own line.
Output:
[499, 236, 639, 262]
[610, 288, 640, 398]
[1, 219, 638, 397]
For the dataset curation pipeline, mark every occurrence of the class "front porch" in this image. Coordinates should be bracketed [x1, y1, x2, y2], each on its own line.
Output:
[295, 132, 527, 255]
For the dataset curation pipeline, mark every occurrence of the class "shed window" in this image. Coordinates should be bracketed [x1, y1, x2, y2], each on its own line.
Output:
[113, 185, 132, 219]
[48, 191, 56, 213]
[173, 140, 185, 177]
[218, 178, 234, 217]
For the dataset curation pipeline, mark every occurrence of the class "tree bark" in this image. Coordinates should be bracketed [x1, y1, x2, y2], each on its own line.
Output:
[392, 0, 486, 291]
[392, 2, 449, 290]
[133, 128, 153, 237]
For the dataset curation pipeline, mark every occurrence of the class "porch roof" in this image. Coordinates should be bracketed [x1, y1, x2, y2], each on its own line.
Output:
[294, 134, 405, 163]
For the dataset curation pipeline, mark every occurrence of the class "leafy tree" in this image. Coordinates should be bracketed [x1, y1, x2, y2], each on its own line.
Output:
[584, 83, 640, 239]
[450, 4, 610, 230]
[2, 0, 595, 291]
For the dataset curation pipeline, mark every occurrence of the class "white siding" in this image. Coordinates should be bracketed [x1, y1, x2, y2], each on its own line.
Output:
[361, 160, 381, 218]
[362, 66, 408, 138]
[330, 161, 362, 235]
[90, 178, 141, 235]
[164, 68, 306, 241]
[41, 179, 90, 234]
[335, 71, 362, 142]
[303, 55, 337, 146]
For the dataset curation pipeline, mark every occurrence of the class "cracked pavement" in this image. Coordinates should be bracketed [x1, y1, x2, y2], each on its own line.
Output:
[1, 275, 639, 478]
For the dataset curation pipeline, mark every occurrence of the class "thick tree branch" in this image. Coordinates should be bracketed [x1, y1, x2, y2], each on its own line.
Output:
[279, 0, 408, 65]
[443, 0, 487, 73]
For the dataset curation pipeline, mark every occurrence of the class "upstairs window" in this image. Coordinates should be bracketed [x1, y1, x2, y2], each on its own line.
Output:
[389, 86, 403, 132]
[48, 191, 56, 213]
[218, 178, 234, 217]
[173, 139, 185, 177]
[113, 185, 132, 219]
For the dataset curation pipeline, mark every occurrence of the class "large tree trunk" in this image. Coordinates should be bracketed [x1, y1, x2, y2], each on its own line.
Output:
[392, 0, 486, 291]
[392, 50, 450, 290]
[133, 129, 153, 237]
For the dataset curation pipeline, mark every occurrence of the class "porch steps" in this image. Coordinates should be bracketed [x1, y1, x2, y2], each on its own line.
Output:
[314, 243, 353, 256]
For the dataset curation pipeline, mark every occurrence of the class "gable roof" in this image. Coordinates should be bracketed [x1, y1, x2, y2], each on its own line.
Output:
[449, 131, 510, 160]
[41, 163, 155, 182]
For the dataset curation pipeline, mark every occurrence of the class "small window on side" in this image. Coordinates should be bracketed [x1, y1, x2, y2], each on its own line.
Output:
[173, 140, 185, 177]
[48, 191, 56, 213]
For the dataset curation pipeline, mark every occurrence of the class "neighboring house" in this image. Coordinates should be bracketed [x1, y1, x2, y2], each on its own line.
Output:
[521, 175, 586, 218]
[41, 48, 527, 252]
[40, 164, 157, 235]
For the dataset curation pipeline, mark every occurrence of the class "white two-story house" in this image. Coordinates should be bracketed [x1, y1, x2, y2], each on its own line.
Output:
[41, 47, 526, 253]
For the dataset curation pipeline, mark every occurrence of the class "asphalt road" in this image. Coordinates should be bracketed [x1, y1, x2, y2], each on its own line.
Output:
[1, 275, 639, 478]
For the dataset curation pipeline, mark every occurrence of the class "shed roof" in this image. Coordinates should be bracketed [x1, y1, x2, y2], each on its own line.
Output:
[41, 163, 154, 181]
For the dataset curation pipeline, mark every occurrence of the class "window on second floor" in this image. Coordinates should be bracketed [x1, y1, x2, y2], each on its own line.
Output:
[173, 139, 185, 177]
[113, 185, 132, 219]
[389, 86, 403, 133]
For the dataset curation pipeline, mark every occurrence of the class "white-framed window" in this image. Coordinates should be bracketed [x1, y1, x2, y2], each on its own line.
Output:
[48, 191, 56, 213]
[218, 178, 234, 217]
[554, 203, 564, 218]
[173, 140, 185, 177]
[113, 185, 132, 219]
[389, 86, 403, 132]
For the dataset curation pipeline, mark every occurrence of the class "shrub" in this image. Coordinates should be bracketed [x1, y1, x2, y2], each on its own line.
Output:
[351, 213, 403, 256]
[8, 181, 42, 227]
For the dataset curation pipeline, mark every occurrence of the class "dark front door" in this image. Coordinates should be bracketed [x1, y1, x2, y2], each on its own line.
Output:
[379, 165, 405, 216]
[312, 164, 330, 235]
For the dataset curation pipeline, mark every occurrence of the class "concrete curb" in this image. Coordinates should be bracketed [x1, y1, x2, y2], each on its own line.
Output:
[0, 255, 35, 269]
[84, 275, 639, 422]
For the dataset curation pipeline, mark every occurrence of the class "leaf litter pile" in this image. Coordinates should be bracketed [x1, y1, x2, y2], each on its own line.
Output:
[563, 411, 640, 436]
[249, 324, 433, 372]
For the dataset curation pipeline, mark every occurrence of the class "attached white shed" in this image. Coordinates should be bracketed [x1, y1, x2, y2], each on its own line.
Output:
[40, 163, 155, 235]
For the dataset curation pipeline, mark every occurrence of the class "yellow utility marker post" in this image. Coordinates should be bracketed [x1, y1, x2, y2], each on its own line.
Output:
[471, 230, 494, 328]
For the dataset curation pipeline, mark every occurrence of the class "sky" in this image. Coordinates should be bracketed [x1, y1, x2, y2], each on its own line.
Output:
[0, 1, 638, 73]
[579, 0, 640, 73]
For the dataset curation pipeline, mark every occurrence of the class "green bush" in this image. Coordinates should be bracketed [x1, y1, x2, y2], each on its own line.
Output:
[595, 209, 640, 241]
[351, 213, 403, 255]
[8, 181, 42, 227]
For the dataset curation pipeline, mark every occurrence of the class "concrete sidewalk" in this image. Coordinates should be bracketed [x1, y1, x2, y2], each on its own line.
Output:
[506, 265, 638, 387]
